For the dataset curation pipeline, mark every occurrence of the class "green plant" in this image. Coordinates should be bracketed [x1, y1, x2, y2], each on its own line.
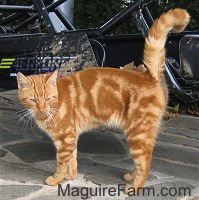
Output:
[74, 0, 199, 35]
[74, 0, 139, 34]
[149, 0, 199, 31]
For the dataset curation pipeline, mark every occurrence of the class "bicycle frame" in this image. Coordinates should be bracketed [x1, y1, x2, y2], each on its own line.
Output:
[0, 0, 198, 102]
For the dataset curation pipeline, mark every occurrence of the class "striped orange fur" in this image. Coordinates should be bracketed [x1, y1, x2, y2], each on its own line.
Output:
[17, 9, 190, 193]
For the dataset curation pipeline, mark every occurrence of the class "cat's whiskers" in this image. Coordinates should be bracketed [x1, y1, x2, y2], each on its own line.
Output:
[29, 114, 38, 135]
[49, 108, 62, 121]
[22, 110, 33, 133]
[50, 108, 60, 115]
[47, 110, 56, 126]
[25, 110, 36, 134]
[14, 109, 29, 116]
[13, 109, 29, 121]
[24, 112, 32, 133]
[51, 107, 70, 121]
[14, 109, 31, 127]
[14, 109, 35, 135]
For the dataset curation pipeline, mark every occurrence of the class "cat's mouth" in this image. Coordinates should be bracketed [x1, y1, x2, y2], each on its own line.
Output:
[35, 112, 49, 120]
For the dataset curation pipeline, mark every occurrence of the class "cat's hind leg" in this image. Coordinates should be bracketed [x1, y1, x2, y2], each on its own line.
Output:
[123, 115, 160, 194]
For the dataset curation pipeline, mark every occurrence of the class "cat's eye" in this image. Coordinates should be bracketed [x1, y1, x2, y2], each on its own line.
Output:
[45, 97, 51, 101]
[30, 98, 37, 102]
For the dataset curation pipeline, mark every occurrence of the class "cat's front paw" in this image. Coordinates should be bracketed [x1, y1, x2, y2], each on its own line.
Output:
[45, 175, 62, 186]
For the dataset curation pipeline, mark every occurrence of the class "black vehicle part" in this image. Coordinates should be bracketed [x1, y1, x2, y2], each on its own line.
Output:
[32, 0, 56, 34]
[165, 59, 199, 103]
[0, 0, 68, 33]
[179, 35, 199, 84]
[0, 32, 98, 89]
[89, 39, 106, 67]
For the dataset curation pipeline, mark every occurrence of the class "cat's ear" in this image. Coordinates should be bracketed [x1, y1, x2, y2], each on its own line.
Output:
[47, 70, 58, 87]
[16, 72, 30, 90]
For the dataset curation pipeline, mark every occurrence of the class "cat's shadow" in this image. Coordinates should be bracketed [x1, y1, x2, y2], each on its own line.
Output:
[78, 157, 128, 185]
[77, 130, 130, 185]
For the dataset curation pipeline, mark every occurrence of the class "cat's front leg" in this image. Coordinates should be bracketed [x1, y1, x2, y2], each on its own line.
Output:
[65, 148, 77, 180]
[45, 132, 77, 186]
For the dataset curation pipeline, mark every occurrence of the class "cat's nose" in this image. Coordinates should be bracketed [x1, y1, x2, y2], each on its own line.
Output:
[38, 103, 47, 113]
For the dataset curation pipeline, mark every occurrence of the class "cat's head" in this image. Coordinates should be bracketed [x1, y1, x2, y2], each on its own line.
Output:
[17, 70, 58, 120]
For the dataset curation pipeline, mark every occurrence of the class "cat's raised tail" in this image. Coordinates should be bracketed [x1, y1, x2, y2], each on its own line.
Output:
[143, 8, 190, 81]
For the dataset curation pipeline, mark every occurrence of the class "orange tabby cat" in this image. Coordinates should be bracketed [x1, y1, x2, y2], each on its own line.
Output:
[17, 9, 190, 193]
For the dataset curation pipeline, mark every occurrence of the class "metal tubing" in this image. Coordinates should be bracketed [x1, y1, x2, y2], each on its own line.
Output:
[164, 62, 196, 103]
[75, 0, 152, 38]
[47, 0, 69, 12]
[32, 0, 56, 34]
[1, 13, 25, 26]
[99, 0, 151, 35]
[132, 9, 149, 37]
[13, 0, 67, 32]
[0, 0, 51, 26]
[54, 7, 76, 31]
[142, 6, 153, 28]
[0, 5, 34, 13]
[13, 0, 148, 34]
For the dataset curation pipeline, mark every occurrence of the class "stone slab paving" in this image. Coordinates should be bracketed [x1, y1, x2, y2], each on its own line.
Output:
[0, 90, 199, 200]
